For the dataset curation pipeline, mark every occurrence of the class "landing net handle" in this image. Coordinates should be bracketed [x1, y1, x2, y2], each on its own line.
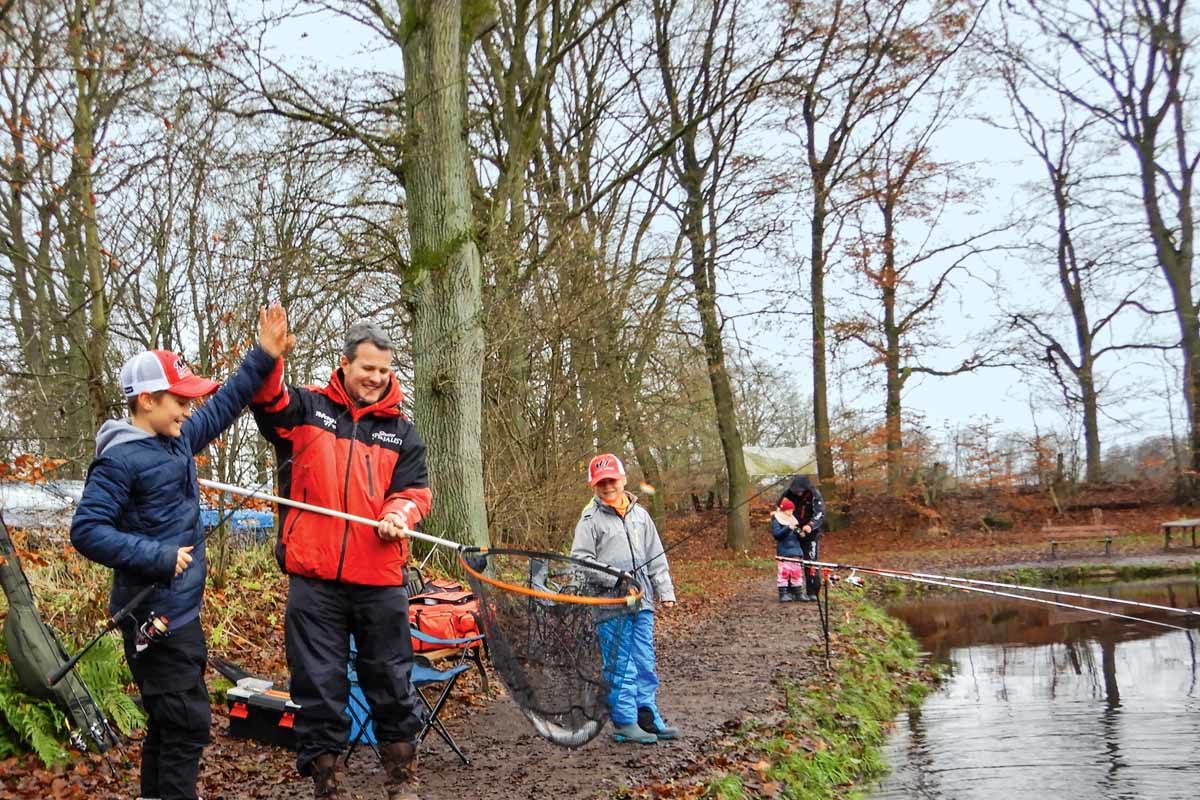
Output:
[458, 547, 643, 607]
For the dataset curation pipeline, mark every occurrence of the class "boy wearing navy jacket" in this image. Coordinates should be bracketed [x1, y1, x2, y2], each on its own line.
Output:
[70, 305, 291, 800]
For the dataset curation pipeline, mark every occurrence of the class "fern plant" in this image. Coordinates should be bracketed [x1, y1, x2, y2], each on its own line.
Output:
[75, 635, 145, 735]
[0, 657, 70, 766]
[0, 630, 145, 766]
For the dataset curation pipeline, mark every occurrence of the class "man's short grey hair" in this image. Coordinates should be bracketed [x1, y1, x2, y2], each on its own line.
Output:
[343, 321, 393, 360]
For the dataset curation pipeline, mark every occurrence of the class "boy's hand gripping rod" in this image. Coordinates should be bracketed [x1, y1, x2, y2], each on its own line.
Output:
[46, 579, 159, 687]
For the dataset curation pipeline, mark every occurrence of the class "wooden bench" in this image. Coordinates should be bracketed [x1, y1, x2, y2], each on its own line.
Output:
[1161, 518, 1200, 550]
[1041, 524, 1118, 559]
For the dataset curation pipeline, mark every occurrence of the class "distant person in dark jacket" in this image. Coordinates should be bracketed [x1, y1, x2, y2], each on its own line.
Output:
[780, 475, 825, 601]
[770, 498, 808, 602]
[70, 305, 290, 800]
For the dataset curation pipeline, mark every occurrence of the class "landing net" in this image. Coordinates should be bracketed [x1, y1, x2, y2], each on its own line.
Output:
[459, 548, 640, 747]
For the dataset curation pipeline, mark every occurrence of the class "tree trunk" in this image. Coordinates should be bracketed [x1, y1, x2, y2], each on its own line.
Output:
[880, 199, 903, 494]
[1078, 364, 1101, 482]
[67, 0, 110, 434]
[681, 168, 751, 551]
[1053, 175, 1103, 483]
[1139, 145, 1199, 495]
[400, 2, 489, 549]
[810, 184, 834, 484]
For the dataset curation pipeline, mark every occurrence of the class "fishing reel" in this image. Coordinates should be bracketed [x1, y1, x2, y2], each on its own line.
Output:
[134, 612, 170, 654]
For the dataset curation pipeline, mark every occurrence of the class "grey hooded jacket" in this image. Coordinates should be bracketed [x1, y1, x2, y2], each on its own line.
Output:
[571, 493, 675, 611]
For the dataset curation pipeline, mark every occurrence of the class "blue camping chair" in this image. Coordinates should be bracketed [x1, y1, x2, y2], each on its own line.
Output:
[345, 628, 484, 766]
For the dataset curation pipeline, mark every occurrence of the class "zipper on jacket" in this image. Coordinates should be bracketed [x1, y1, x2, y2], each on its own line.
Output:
[335, 418, 359, 582]
[618, 502, 648, 603]
[365, 454, 375, 496]
[283, 488, 308, 543]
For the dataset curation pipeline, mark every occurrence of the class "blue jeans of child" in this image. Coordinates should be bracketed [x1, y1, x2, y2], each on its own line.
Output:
[597, 609, 667, 728]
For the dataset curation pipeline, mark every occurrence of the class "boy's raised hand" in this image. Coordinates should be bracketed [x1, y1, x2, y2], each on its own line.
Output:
[258, 302, 295, 359]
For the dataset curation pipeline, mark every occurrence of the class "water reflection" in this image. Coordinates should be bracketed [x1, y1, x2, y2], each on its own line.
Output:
[872, 578, 1200, 799]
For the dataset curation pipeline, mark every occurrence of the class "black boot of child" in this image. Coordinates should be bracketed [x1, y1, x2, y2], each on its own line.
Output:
[789, 586, 810, 602]
[778, 586, 792, 602]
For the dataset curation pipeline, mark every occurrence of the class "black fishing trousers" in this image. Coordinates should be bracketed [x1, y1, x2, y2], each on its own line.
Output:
[285, 575, 423, 776]
[121, 617, 211, 800]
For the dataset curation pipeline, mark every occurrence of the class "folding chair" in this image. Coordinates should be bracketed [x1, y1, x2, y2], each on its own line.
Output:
[345, 628, 484, 766]
[405, 565, 428, 597]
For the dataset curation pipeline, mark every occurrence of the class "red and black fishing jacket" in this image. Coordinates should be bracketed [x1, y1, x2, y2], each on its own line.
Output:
[251, 359, 432, 586]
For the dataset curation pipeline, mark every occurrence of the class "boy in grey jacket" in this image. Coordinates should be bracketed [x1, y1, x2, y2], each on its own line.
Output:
[571, 453, 679, 744]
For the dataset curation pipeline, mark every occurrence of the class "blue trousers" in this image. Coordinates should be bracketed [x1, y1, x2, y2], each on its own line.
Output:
[598, 609, 667, 728]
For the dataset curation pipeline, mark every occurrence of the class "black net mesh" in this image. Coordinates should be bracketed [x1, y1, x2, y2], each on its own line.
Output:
[459, 548, 639, 747]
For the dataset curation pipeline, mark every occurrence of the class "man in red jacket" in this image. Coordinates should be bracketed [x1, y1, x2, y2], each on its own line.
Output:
[253, 321, 432, 800]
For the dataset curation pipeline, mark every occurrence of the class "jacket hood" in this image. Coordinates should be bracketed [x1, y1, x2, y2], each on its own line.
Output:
[789, 475, 815, 496]
[772, 508, 798, 527]
[95, 419, 154, 458]
[319, 367, 405, 419]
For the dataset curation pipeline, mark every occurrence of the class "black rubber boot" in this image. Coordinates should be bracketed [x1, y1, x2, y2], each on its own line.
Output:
[311, 753, 341, 799]
[638, 706, 680, 740]
[778, 586, 792, 602]
[380, 741, 419, 800]
[790, 586, 810, 602]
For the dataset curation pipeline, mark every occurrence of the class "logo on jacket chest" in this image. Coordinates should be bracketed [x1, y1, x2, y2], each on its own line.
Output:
[372, 430, 402, 446]
[314, 411, 337, 430]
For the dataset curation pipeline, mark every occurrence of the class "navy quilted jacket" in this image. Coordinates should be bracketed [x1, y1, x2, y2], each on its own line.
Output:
[70, 346, 276, 629]
[771, 514, 804, 558]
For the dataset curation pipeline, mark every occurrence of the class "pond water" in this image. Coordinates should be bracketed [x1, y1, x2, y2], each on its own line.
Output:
[872, 577, 1200, 799]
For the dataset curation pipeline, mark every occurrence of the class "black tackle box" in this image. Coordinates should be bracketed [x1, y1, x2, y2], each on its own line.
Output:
[225, 677, 301, 750]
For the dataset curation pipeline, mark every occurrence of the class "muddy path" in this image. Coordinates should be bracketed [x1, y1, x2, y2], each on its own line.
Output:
[254, 574, 822, 800]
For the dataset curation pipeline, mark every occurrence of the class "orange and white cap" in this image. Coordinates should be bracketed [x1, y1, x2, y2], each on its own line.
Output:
[120, 350, 220, 399]
[587, 453, 626, 486]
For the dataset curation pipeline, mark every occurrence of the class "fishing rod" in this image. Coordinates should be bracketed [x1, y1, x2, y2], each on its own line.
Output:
[196, 479, 632, 587]
[197, 478, 458, 551]
[787, 558, 1196, 633]
[847, 564, 1200, 619]
[630, 472, 795, 574]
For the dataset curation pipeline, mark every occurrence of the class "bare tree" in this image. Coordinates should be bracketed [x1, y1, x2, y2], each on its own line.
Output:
[0, 0, 161, 467]
[647, 0, 783, 550]
[837, 99, 1009, 494]
[774, 0, 983, 497]
[997, 63, 1167, 482]
[1007, 0, 1199, 494]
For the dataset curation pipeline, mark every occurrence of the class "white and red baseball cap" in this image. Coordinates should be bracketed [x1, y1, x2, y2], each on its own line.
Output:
[119, 350, 220, 399]
[587, 453, 626, 486]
